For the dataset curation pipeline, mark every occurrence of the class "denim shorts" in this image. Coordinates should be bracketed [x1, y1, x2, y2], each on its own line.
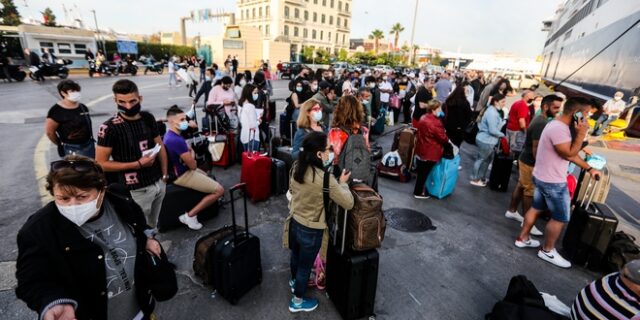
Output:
[532, 176, 571, 222]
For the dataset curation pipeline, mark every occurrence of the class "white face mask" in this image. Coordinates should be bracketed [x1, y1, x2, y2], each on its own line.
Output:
[240, 79, 247, 86]
[67, 91, 82, 102]
[312, 110, 323, 122]
[614, 96, 622, 101]
[56, 192, 102, 227]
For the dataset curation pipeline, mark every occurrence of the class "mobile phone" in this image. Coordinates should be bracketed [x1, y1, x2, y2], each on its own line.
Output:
[573, 111, 584, 123]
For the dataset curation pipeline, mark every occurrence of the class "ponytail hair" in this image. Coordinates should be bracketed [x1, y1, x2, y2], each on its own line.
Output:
[293, 131, 327, 184]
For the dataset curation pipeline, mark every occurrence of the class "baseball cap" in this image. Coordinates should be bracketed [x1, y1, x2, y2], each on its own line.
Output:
[623, 259, 640, 285]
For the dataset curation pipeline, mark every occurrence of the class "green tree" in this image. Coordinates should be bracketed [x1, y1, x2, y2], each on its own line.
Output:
[368, 29, 384, 55]
[338, 48, 348, 61]
[390, 23, 404, 50]
[301, 46, 314, 63]
[41, 7, 56, 27]
[0, 0, 21, 26]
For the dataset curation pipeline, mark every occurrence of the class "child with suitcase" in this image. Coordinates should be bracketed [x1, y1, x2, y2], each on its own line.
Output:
[284, 131, 354, 313]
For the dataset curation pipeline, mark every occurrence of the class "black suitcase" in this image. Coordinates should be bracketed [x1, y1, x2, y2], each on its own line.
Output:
[326, 208, 378, 320]
[157, 184, 219, 232]
[211, 183, 262, 304]
[268, 101, 276, 122]
[563, 178, 618, 270]
[275, 146, 295, 172]
[489, 152, 513, 192]
[271, 158, 288, 195]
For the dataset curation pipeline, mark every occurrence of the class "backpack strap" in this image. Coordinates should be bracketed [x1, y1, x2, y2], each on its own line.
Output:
[323, 168, 331, 225]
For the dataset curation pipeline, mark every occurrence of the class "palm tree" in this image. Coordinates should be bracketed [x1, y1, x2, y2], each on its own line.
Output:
[369, 29, 385, 55]
[390, 23, 405, 50]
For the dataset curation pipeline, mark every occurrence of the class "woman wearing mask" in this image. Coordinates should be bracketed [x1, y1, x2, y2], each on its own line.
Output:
[289, 80, 312, 121]
[470, 93, 506, 187]
[238, 84, 261, 151]
[292, 99, 324, 160]
[284, 131, 354, 313]
[45, 80, 95, 158]
[16, 155, 173, 320]
[443, 84, 472, 148]
[234, 73, 247, 99]
[413, 100, 449, 199]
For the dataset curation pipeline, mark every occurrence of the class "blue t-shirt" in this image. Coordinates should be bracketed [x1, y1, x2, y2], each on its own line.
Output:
[434, 79, 452, 103]
[163, 130, 189, 177]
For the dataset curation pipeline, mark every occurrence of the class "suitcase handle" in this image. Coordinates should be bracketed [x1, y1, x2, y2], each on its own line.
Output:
[269, 126, 277, 157]
[229, 183, 250, 244]
[580, 174, 601, 209]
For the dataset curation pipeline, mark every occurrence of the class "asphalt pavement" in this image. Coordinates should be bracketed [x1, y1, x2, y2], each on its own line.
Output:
[1, 74, 639, 320]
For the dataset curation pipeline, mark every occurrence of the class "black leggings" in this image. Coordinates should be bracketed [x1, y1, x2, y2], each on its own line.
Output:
[413, 159, 437, 196]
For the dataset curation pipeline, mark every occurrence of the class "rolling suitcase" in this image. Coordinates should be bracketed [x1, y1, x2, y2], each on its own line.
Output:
[157, 184, 219, 232]
[425, 154, 460, 199]
[211, 183, 262, 304]
[489, 152, 513, 192]
[573, 165, 611, 205]
[275, 146, 295, 172]
[563, 178, 618, 270]
[391, 126, 416, 170]
[193, 225, 243, 285]
[279, 114, 297, 146]
[271, 158, 288, 195]
[240, 129, 272, 202]
[326, 208, 378, 320]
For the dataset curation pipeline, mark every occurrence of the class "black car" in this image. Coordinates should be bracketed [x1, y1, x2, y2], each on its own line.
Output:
[280, 62, 308, 79]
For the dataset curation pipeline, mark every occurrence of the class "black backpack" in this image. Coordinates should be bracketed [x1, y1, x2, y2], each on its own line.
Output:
[602, 231, 640, 273]
[486, 275, 569, 320]
[337, 127, 373, 187]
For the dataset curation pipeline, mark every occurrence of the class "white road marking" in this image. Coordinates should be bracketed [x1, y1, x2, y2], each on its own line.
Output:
[408, 292, 422, 306]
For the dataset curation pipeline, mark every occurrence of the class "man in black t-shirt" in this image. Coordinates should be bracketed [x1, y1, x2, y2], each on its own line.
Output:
[96, 80, 168, 228]
[412, 78, 435, 127]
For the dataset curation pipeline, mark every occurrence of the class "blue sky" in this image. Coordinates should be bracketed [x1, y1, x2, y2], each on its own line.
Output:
[15, 0, 561, 58]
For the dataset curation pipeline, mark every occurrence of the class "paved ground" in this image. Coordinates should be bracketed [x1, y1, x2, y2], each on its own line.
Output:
[0, 75, 639, 320]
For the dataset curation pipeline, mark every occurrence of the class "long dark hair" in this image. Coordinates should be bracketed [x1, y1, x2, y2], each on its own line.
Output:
[490, 78, 513, 96]
[293, 131, 327, 184]
[239, 84, 257, 106]
[444, 82, 469, 109]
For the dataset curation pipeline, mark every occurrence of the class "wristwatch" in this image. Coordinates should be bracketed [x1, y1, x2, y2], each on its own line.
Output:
[162, 174, 170, 180]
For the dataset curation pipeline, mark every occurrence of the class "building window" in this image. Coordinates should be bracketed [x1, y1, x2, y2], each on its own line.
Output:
[321, 14, 325, 24]
[284, 25, 289, 36]
[74, 43, 87, 54]
[252, 8, 255, 18]
[294, 27, 299, 37]
[313, 12, 317, 22]
[323, 0, 327, 6]
[39, 42, 55, 53]
[331, 0, 334, 8]
[337, 17, 341, 26]
[304, 11, 309, 20]
[241, 11, 244, 19]
[266, 25, 270, 36]
[335, 34, 339, 44]
[284, 6, 289, 18]
[314, 0, 318, 4]
[312, 30, 316, 39]
[344, 19, 348, 27]
[320, 31, 323, 40]
[304, 28, 308, 37]
[295, 8, 299, 18]
[342, 34, 345, 44]
[345, 3, 349, 11]
[330, 16, 333, 25]
[338, 1, 342, 10]
[266, 5, 270, 17]
[57, 43, 72, 54]
[246, 9, 249, 19]
[328, 32, 331, 41]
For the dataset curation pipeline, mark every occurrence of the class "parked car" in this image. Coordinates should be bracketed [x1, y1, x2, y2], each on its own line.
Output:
[374, 65, 394, 73]
[280, 62, 308, 79]
[503, 72, 539, 90]
[332, 61, 349, 77]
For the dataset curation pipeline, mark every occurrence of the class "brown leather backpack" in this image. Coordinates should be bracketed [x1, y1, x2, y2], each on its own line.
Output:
[347, 184, 386, 251]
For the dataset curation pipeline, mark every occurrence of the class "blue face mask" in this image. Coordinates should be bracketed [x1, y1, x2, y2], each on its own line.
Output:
[296, 87, 303, 93]
[323, 151, 335, 167]
[252, 93, 259, 101]
[436, 111, 445, 118]
[178, 121, 189, 131]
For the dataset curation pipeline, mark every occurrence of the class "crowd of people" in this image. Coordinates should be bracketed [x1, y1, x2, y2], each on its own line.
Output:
[13, 57, 640, 319]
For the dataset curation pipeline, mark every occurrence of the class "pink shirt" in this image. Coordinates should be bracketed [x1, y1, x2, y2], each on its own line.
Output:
[532, 120, 571, 183]
[207, 85, 237, 106]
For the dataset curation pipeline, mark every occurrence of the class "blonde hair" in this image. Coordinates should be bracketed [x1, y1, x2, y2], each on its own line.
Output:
[425, 99, 441, 112]
[296, 98, 321, 129]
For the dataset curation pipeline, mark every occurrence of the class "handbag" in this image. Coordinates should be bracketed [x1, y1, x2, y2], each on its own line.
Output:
[138, 244, 178, 301]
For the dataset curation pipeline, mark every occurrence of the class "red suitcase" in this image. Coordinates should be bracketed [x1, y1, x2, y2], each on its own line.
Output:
[240, 130, 271, 202]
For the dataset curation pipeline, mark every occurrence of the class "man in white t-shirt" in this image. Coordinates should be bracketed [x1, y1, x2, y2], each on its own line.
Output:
[515, 97, 601, 269]
[594, 91, 626, 135]
[378, 75, 393, 110]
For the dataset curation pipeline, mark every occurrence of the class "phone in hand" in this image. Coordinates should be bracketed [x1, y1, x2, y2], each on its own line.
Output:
[573, 111, 584, 124]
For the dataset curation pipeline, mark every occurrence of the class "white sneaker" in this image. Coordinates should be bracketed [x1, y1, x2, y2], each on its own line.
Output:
[470, 180, 487, 187]
[505, 210, 524, 223]
[520, 221, 543, 236]
[515, 238, 540, 248]
[179, 213, 202, 230]
[538, 248, 571, 268]
[414, 194, 431, 199]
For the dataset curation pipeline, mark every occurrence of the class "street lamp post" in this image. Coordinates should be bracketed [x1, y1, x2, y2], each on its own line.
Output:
[90, 9, 106, 56]
[408, 0, 419, 66]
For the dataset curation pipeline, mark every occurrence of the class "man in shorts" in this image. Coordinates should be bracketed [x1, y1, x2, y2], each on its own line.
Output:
[504, 95, 564, 235]
[506, 90, 535, 160]
[163, 106, 225, 230]
[515, 97, 601, 269]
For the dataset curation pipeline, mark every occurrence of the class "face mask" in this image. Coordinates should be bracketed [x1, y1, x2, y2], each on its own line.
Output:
[323, 151, 335, 167]
[614, 96, 622, 101]
[67, 91, 82, 102]
[312, 110, 323, 122]
[56, 192, 101, 227]
[205, 76, 212, 81]
[118, 102, 141, 117]
[526, 99, 534, 104]
[296, 87, 303, 93]
[362, 100, 370, 105]
[311, 85, 318, 91]
[240, 79, 247, 86]
[436, 111, 445, 118]
[178, 121, 189, 131]
[252, 93, 259, 101]
[368, 83, 376, 89]
[223, 86, 230, 91]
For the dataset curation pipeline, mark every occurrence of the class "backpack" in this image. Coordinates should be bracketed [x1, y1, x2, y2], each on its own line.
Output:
[602, 231, 640, 273]
[337, 128, 373, 186]
[347, 183, 386, 251]
[381, 151, 402, 167]
[486, 275, 569, 320]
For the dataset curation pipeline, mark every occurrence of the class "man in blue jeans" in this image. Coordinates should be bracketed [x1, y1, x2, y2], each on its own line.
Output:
[515, 97, 601, 269]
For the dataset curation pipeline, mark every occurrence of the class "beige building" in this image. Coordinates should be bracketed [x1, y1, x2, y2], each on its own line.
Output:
[236, 0, 352, 59]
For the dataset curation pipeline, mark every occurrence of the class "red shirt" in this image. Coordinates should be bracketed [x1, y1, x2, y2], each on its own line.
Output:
[507, 99, 531, 131]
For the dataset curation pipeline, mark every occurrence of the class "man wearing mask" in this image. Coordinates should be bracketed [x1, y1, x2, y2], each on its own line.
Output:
[365, 76, 381, 121]
[515, 97, 601, 269]
[96, 80, 169, 228]
[412, 78, 435, 127]
[378, 74, 393, 111]
[312, 81, 336, 131]
[593, 91, 626, 136]
[504, 95, 563, 235]
[207, 76, 237, 113]
[163, 106, 225, 230]
[289, 68, 310, 92]
[506, 90, 535, 160]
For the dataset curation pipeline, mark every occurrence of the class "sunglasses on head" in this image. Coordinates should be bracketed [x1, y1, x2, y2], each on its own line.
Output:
[51, 160, 99, 173]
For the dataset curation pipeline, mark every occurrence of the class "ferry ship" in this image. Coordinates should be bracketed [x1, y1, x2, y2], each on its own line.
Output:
[540, 0, 640, 101]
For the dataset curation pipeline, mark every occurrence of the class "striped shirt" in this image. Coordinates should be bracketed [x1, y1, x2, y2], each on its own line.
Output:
[97, 111, 161, 190]
[571, 273, 640, 320]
